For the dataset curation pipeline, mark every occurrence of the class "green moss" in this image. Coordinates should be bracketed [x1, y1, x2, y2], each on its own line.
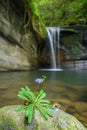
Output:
[0, 105, 86, 130]
[31, 15, 47, 39]
[0, 106, 25, 130]
[0, 116, 19, 130]
[35, 0, 87, 26]
[25, 0, 47, 39]
[30, 0, 47, 39]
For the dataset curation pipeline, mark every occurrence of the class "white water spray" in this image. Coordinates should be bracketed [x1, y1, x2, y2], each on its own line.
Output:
[47, 27, 61, 70]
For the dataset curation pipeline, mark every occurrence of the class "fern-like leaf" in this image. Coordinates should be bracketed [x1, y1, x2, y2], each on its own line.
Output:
[38, 99, 50, 104]
[25, 85, 36, 101]
[36, 89, 46, 102]
[26, 104, 34, 123]
[17, 93, 29, 101]
[38, 106, 48, 120]
[16, 105, 27, 111]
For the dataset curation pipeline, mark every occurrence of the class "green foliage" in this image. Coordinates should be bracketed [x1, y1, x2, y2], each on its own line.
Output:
[36, 0, 87, 26]
[16, 85, 53, 123]
[26, 0, 47, 39]
[27, 0, 40, 18]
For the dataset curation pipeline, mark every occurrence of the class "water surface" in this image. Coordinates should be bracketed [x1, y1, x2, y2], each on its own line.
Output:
[0, 70, 87, 106]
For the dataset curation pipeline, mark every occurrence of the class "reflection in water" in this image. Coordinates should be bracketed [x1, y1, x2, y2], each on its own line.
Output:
[0, 70, 87, 126]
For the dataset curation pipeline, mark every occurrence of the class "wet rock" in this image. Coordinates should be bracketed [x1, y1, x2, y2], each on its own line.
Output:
[0, 105, 86, 130]
[51, 99, 87, 128]
[0, 0, 42, 71]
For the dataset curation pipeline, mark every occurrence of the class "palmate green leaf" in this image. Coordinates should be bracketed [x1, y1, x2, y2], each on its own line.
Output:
[44, 108, 53, 117]
[21, 87, 30, 95]
[33, 109, 37, 117]
[36, 89, 46, 102]
[21, 86, 31, 96]
[18, 88, 30, 99]
[26, 104, 34, 123]
[38, 105, 53, 119]
[18, 86, 36, 102]
[17, 93, 29, 101]
[38, 99, 50, 104]
[16, 105, 27, 111]
[38, 103, 52, 109]
[38, 105, 48, 120]
[24, 86, 36, 101]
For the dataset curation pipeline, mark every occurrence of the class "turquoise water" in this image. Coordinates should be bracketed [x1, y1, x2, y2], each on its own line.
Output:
[39, 70, 87, 86]
[0, 70, 87, 85]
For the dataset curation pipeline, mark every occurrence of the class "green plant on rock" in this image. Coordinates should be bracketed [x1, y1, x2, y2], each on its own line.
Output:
[16, 85, 53, 123]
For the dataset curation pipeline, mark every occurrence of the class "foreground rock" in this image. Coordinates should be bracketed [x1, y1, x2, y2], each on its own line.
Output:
[0, 105, 86, 130]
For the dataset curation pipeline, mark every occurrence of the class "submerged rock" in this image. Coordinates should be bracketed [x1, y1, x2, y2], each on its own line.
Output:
[0, 105, 86, 130]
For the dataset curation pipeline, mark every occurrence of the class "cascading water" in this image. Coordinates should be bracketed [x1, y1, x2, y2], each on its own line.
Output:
[47, 28, 57, 68]
[47, 27, 61, 70]
[57, 27, 61, 69]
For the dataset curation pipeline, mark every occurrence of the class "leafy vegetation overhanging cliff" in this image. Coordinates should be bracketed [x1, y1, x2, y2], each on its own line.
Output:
[35, 0, 87, 26]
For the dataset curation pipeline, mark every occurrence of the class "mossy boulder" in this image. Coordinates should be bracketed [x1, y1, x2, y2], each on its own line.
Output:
[0, 105, 86, 130]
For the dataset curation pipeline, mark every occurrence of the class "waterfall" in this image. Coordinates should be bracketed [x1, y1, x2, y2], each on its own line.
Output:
[57, 27, 61, 69]
[47, 28, 57, 68]
[47, 27, 61, 70]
